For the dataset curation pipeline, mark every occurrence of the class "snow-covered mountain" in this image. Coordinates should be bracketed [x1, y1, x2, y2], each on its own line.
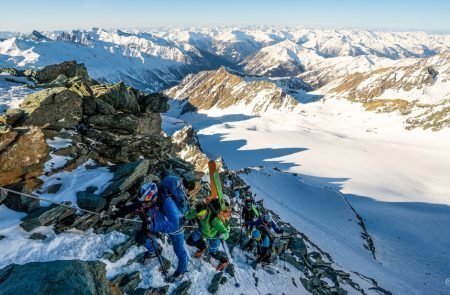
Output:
[240, 40, 324, 77]
[0, 28, 230, 92]
[1, 27, 449, 93]
[164, 67, 309, 114]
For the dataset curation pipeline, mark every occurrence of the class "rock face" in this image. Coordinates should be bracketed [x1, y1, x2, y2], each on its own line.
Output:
[20, 202, 76, 231]
[34, 61, 89, 84]
[20, 87, 83, 130]
[0, 127, 50, 186]
[92, 82, 140, 113]
[0, 260, 119, 295]
[164, 67, 299, 114]
[171, 125, 209, 173]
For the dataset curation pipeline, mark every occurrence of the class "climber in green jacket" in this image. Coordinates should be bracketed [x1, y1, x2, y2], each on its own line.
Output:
[185, 199, 230, 271]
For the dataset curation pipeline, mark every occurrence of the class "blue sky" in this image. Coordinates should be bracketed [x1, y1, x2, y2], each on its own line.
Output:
[1, 0, 449, 32]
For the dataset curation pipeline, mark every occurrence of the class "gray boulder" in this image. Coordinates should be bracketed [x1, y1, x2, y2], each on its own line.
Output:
[34, 61, 89, 84]
[131, 286, 169, 295]
[112, 271, 141, 294]
[1, 183, 40, 213]
[20, 87, 83, 130]
[101, 159, 150, 198]
[76, 191, 106, 213]
[138, 93, 169, 113]
[0, 260, 117, 295]
[0, 109, 24, 126]
[20, 201, 76, 231]
[92, 82, 140, 113]
[172, 280, 192, 295]
[86, 113, 161, 135]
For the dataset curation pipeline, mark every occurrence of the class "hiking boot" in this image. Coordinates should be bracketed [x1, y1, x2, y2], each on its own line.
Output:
[194, 247, 207, 258]
[165, 271, 184, 283]
[216, 260, 229, 271]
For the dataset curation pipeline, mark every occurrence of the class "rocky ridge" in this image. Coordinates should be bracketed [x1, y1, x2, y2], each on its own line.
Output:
[0, 61, 390, 294]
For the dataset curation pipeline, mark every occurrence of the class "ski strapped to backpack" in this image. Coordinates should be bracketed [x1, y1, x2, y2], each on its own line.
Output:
[160, 175, 189, 215]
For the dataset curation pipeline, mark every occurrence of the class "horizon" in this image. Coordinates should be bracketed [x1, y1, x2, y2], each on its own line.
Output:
[0, 0, 449, 33]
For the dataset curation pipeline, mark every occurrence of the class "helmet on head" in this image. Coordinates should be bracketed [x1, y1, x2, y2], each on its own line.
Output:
[139, 182, 158, 203]
[223, 194, 231, 207]
[195, 200, 208, 217]
[251, 229, 261, 240]
[263, 213, 272, 223]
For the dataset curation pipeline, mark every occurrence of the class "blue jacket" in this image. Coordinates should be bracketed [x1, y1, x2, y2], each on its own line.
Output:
[148, 197, 183, 235]
[247, 218, 283, 234]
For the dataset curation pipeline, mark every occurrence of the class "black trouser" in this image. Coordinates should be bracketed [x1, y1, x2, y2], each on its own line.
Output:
[186, 230, 228, 263]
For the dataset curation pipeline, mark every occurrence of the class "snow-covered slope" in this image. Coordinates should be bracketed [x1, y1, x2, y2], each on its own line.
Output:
[164, 95, 450, 295]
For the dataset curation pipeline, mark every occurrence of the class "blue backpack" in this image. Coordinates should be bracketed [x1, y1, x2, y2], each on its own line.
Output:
[160, 175, 189, 215]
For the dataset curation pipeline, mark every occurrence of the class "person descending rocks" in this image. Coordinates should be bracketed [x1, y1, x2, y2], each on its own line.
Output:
[113, 180, 189, 283]
[246, 228, 274, 265]
[186, 199, 230, 271]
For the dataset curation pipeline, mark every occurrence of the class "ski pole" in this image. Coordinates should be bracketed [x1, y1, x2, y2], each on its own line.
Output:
[220, 239, 240, 288]
[146, 231, 168, 279]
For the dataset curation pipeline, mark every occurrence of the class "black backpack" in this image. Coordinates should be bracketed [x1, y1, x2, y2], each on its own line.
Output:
[257, 223, 275, 245]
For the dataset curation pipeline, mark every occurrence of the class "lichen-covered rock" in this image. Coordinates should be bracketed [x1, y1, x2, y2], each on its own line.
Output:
[92, 82, 140, 113]
[0, 109, 24, 126]
[34, 61, 89, 84]
[20, 87, 83, 130]
[86, 113, 161, 135]
[0, 126, 17, 152]
[0, 260, 119, 295]
[138, 93, 169, 113]
[0, 127, 50, 186]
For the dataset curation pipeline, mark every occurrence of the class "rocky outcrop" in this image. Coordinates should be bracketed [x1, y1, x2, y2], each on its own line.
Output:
[165, 67, 299, 114]
[20, 87, 83, 130]
[171, 125, 209, 173]
[20, 202, 76, 231]
[0, 260, 120, 295]
[0, 127, 50, 186]
[34, 61, 90, 84]
[91, 82, 140, 113]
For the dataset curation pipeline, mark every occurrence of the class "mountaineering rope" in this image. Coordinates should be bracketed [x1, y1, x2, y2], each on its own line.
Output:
[0, 187, 242, 229]
[0, 186, 142, 224]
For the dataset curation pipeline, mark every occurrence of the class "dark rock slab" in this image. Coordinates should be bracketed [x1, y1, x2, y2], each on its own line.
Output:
[101, 159, 150, 198]
[29, 232, 47, 240]
[20, 202, 76, 231]
[112, 270, 141, 294]
[76, 191, 106, 213]
[131, 285, 169, 295]
[208, 272, 224, 294]
[0, 260, 116, 295]
[171, 280, 192, 295]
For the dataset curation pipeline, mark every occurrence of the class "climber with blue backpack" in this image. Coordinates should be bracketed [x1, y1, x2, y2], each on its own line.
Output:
[112, 175, 190, 283]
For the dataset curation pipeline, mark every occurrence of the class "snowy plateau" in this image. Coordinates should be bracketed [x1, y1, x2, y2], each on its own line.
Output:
[1, 27, 450, 295]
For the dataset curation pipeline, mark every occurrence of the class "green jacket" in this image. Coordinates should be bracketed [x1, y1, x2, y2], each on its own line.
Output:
[186, 209, 230, 240]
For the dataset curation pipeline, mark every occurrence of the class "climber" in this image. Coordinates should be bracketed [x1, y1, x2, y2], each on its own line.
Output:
[246, 228, 274, 265]
[113, 181, 189, 283]
[185, 199, 230, 271]
[244, 212, 283, 235]
[241, 195, 260, 233]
